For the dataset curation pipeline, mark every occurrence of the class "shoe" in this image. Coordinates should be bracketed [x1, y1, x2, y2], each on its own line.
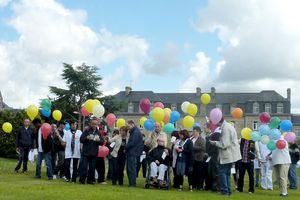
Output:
[267, 188, 273, 190]
[66, 179, 70, 182]
[249, 192, 253, 194]
[53, 175, 57, 180]
[280, 194, 288, 197]
[21, 170, 28, 174]
[100, 182, 107, 185]
[255, 184, 259, 188]
[179, 185, 183, 191]
[189, 186, 193, 192]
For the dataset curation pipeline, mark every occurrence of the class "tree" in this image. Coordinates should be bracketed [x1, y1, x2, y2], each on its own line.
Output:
[49, 63, 102, 129]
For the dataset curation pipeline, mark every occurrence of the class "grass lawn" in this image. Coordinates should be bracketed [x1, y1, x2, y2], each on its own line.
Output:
[0, 157, 299, 200]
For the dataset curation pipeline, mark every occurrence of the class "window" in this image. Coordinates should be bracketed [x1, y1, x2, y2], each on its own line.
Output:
[277, 103, 283, 113]
[253, 121, 258, 131]
[128, 102, 134, 113]
[265, 103, 271, 113]
[253, 102, 259, 114]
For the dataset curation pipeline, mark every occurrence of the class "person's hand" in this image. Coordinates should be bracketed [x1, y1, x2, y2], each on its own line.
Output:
[30, 149, 33, 152]
[164, 149, 169, 155]
[209, 140, 216, 145]
[16, 148, 19, 152]
[155, 160, 160, 165]
[87, 135, 93, 140]
[94, 135, 100, 142]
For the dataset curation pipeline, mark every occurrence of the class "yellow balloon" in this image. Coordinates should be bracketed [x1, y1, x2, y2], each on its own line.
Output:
[163, 108, 171, 115]
[85, 99, 96, 113]
[201, 93, 211, 105]
[282, 132, 287, 137]
[93, 99, 101, 106]
[116, 118, 126, 129]
[241, 127, 252, 140]
[26, 105, 38, 121]
[187, 103, 198, 117]
[182, 116, 195, 129]
[152, 107, 164, 122]
[139, 117, 147, 128]
[52, 110, 62, 121]
[2, 122, 13, 133]
[160, 121, 165, 128]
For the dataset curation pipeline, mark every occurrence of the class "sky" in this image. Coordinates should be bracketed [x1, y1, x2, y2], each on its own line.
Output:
[1, 0, 300, 113]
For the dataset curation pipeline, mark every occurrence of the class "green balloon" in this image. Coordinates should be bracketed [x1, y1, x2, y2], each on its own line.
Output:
[267, 140, 276, 151]
[164, 123, 175, 134]
[269, 117, 281, 129]
[41, 99, 52, 109]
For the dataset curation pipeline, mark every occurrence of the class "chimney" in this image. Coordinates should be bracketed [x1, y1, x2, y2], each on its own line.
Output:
[125, 86, 132, 96]
[211, 87, 216, 97]
[287, 88, 291, 101]
[196, 87, 201, 96]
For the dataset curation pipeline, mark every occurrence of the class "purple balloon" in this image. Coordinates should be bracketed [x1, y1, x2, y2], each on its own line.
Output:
[139, 98, 151, 114]
[284, 132, 297, 143]
[210, 108, 223, 125]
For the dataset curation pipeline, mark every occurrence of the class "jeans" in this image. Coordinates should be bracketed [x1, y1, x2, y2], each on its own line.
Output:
[53, 151, 65, 177]
[118, 155, 126, 185]
[136, 155, 147, 178]
[95, 157, 105, 182]
[238, 161, 254, 192]
[65, 158, 79, 182]
[288, 164, 298, 189]
[219, 163, 232, 195]
[35, 152, 53, 179]
[15, 147, 30, 172]
[255, 169, 260, 186]
[79, 156, 96, 183]
[126, 154, 137, 186]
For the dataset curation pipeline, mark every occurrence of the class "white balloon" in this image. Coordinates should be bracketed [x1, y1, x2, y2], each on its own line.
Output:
[181, 101, 190, 113]
[92, 104, 105, 118]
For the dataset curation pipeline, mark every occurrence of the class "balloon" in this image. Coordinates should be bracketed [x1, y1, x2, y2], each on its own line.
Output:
[154, 102, 164, 109]
[276, 140, 286, 150]
[258, 124, 270, 136]
[241, 127, 252, 140]
[93, 99, 101, 106]
[260, 135, 270, 144]
[269, 117, 281, 129]
[182, 116, 195, 129]
[97, 145, 109, 157]
[267, 140, 276, 151]
[187, 103, 198, 117]
[163, 110, 170, 123]
[280, 120, 293, 132]
[193, 122, 201, 129]
[259, 112, 271, 124]
[41, 108, 51, 118]
[181, 101, 190, 113]
[139, 116, 147, 128]
[64, 123, 70, 131]
[164, 123, 175, 134]
[200, 93, 211, 105]
[144, 119, 155, 131]
[41, 123, 51, 140]
[2, 122, 12, 133]
[232, 108, 243, 119]
[152, 107, 164, 122]
[85, 99, 96, 113]
[269, 129, 281, 140]
[139, 98, 151, 114]
[209, 108, 223, 125]
[41, 99, 52, 109]
[116, 118, 126, 129]
[251, 131, 261, 142]
[170, 111, 180, 123]
[52, 110, 62, 121]
[284, 132, 297, 143]
[92, 104, 105, 118]
[160, 121, 165, 128]
[164, 108, 171, 115]
[26, 105, 38, 121]
[81, 106, 90, 117]
[105, 113, 116, 127]
[209, 120, 218, 132]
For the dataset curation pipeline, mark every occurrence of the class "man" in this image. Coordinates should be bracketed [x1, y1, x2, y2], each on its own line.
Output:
[15, 119, 35, 173]
[125, 120, 143, 187]
[79, 118, 104, 184]
[53, 121, 66, 178]
[210, 119, 241, 196]
[258, 141, 273, 190]
[288, 140, 299, 189]
[145, 123, 168, 150]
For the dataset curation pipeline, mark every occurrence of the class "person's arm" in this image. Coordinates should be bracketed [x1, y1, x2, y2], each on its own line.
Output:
[126, 132, 137, 152]
[30, 129, 35, 149]
[214, 127, 233, 149]
[80, 130, 90, 143]
[16, 128, 21, 149]
[95, 133, 104, 146]
[193, 138, 205, 152]
[255, 142, 261, 160]
[182, 140, 193, 154]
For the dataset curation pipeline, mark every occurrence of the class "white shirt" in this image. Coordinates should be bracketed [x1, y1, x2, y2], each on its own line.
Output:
[63, 129, 82, 159]
[258, 142, 271, 162]
[38, 129, 43, 153]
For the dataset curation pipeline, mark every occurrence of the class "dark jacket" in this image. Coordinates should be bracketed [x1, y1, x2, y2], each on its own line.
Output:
[53, 129, 65, 152]
[42, 134, 53, 153]
[193, 136, 206, 162]
[125, 126, 143, 156]
[289, 143, 300, 164]
[80, 127, 104, 157]
[206, 131, 221, 159]
[177, 139, 194, 169]
[147, 145, 170, 165]
[240, 138, 256, 162]
[16, 126, 35, 148]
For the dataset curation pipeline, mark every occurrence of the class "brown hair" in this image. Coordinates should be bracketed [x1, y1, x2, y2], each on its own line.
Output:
[113, 129, 119, 135]
[179, 129, 190, 140]
[120, 126, 128, 132]
[127, 120, 135, 126]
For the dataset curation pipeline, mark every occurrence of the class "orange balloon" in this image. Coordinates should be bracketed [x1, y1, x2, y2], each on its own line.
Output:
[232, 108, 243, 119]
[163, 113, 170, 123]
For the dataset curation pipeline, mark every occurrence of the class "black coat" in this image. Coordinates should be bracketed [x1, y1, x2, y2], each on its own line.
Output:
[42, 134, 53, 153]
[240, 138, 256, 161]
[147, 145, 170, 165]
[53, 129, 65, 152]
[16, 126, 35, 148]
[125, 126, 143, 156]
[80, 128, 104, 157]
[206, 131, 221, 159]
[289, 143, 300, 164]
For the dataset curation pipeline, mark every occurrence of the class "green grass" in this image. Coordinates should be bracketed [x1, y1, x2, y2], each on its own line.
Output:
[0, 157, 299, 200]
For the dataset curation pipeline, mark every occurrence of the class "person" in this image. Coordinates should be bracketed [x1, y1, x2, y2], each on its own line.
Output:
[288, 140, 299, 189]
[210, 119, 241, 196]
[117, 126, 128, 185]
[53, 121, 66, 178]
[237, 138, 260, 193]
[14, 119, 35, 173]
[63, 120, 82, 183]
[258, 141, 273, 190]
[50, 124, 58, 176]
[191, 126, 206, 190]
[254, 158, 260, 188]
[175, 129, 194, 192]
[79, 118, 104, 184]
[270, 138, 291, 197]
[125, 120, 143, 187]
[95, 122, 108, 184]
[145, 123, 168, 150]
[147, 138, 170, 187]
[171, 130, 180, 188]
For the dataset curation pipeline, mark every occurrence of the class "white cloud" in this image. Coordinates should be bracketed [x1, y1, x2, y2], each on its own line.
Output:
[101, 66, 125, 96]
[0, 0, 11, 7]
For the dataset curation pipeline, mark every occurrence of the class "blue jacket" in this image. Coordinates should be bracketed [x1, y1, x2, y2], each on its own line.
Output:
[125, 126, 143, 156]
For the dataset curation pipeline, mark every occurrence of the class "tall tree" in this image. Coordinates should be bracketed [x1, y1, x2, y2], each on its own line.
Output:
[49, 63, 102, 129]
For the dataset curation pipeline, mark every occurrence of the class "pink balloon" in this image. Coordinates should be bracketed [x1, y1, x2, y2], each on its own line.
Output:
[154, 102, 164, 109]
[284, 132, 297, 142]
[210, 108, 223, 125]
[259, 112, 271, 124]
[209, 120, 218, 132]
[139, 98, 151, 114]
[97, 145, 110, 157]
[105, 113, 116, 127]
[276, 140, 286, 150]
[41, 123, 51, 140]
[81, 106, 90, 117]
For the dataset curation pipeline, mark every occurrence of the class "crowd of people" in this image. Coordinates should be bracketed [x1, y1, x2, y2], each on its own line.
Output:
[14, 117, 299, 197]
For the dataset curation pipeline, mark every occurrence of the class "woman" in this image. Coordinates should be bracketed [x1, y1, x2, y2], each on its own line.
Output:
[175, 129, 193, 191]
[116, 126, 128, 185]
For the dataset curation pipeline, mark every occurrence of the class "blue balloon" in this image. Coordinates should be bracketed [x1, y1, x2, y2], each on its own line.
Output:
[280, 120, 293, 132]
[258, 124, 270, 135]
[41, 108, 51, 117]
[170, 111, 180, 123]
[251, 131, 261, 141]
[269, 129, 281, 140]
[148, 111, 153, 120]
[144, 119, 155, 132]
[64, 123, 70, 131]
